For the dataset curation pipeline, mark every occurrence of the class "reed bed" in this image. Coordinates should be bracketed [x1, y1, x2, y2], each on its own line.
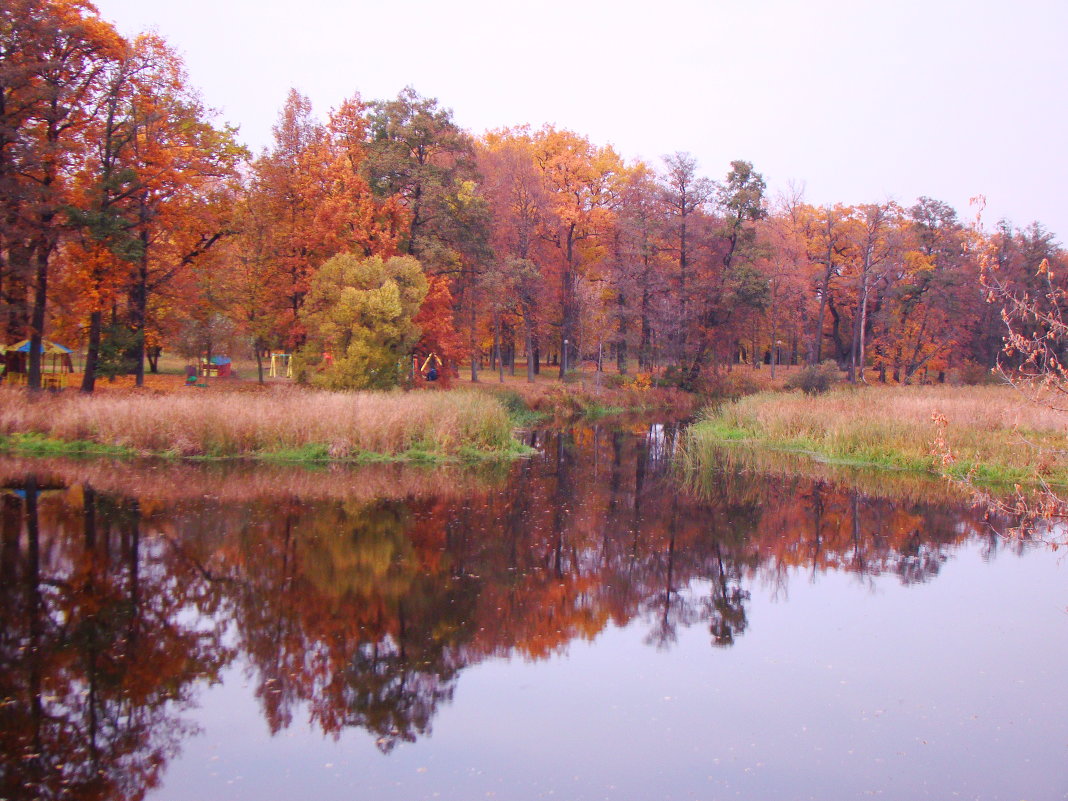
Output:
[0, 387, 518, 459]
[687, 385, 1068, 485]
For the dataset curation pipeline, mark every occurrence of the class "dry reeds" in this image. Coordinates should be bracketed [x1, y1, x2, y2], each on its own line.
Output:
[689, 384, 1068, 484]
[0, 387, 516, 459]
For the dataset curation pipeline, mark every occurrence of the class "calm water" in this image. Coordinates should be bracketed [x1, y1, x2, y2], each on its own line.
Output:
[1, 420, 1065, 801]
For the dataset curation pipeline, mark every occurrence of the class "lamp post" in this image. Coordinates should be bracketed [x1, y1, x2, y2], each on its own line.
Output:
[563, 338, 569, 374]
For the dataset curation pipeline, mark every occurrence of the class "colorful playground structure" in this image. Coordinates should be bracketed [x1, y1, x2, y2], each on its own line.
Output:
[1, 339, 74, 388]
[199, 355, 232, 378]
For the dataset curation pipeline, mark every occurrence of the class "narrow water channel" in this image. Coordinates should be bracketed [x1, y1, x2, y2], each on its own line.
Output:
[1, 419, 1065, 800]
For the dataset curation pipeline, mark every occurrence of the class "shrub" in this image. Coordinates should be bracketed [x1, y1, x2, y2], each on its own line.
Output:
[659, 365, 696, 391]
[946, 361, 1000, 387]
[703, 371, 765, 400]
[294, 253, 428, 390]
[785, 361, 840, 395]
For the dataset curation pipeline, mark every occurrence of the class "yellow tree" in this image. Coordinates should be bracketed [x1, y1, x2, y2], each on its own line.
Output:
[871, 199, 975, 383]
[799, 203, 853, 365]
[294, 253, 427, 390]
[530, 127, 623, 377]
[755, 192, 814, 377]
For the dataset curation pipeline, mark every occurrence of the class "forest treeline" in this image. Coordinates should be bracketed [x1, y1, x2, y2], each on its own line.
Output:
[2, 0, 1063, 391]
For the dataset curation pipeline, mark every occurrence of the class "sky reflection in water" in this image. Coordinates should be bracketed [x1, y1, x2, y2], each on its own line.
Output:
[1, 420, 1065, 801]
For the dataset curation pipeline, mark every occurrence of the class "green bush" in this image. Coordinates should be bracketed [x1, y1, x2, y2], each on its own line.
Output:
[294, 253, 428, 390]
[659, 365, 696, 391]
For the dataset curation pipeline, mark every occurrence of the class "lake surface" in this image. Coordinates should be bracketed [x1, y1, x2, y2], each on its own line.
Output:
[1, 420, 1065, 801]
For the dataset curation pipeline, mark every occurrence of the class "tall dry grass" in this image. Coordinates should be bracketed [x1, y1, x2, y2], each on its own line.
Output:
[0, 387, 515, 458]
[689, 384, 1068, 483]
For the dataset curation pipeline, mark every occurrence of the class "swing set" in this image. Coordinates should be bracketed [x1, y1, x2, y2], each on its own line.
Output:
[269, 352, 293, 378]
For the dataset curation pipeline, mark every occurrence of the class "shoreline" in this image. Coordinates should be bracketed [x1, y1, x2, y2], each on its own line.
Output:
[685, 385, 1068, 489]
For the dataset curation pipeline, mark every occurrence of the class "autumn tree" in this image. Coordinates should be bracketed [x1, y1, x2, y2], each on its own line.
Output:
[800, 203, 852, 364]
[0, 0, 123, 389]
[871, 198, 976, 383]
[364, 87, 484, 270]
[294, 253, 428, 390]
[610, 164, 669, 372]
[529, 127, 623, 377]
[755, 191, 813, 377]
[245, 90, 326, 347]
[843, 202, 898, 382]
[364, 87, 487, 378]
[478, 129, 550, 381]
[58, 36, 142, 392]
[215, 190, 280, 383]
[660, 152, 713, 362]
[104, 34, 246, 386]
[244, 90, 406, 352]
[682, 160, 769, 381]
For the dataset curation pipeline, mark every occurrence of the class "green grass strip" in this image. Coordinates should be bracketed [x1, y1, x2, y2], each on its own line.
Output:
[0, 433, 136, 459]
[0, 432, 534, 465]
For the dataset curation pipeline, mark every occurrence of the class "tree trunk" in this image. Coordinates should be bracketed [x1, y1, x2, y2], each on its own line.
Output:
[525, 324, 534, 383]
[81, 310, 103, 393]
[770, 314, 779, 380]
[28, 242, 51, 391]
[469, 304, 478, 383]
[255, 342, 265, 384]
[130, 222, 149, 388]
[559, 224, 577, 379]
[809, 214, 836, 364]
[2, 246, 31, 344]
[849, 246, 872, 384]
[858, 268, 871, 384]
[496, 317, 503, 383]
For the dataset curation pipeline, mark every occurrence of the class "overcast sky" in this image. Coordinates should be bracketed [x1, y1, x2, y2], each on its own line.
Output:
[92, 0, 1068, 238]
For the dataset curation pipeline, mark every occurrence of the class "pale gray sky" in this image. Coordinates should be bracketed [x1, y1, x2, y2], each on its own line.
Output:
[93, 0, 1068, 238]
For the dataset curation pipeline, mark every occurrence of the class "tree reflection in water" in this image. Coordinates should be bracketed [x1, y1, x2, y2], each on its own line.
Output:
[0, 419, 1023, 798]
[0, 480, 233, 801]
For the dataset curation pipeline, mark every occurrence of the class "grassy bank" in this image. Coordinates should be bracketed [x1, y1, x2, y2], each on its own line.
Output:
[0, 387, 525, 462]
[685, 385, 1068, 486]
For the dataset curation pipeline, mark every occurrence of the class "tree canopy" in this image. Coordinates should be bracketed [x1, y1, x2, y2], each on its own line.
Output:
[295, 253, 428, 390]
[2, 1, 1065, 393]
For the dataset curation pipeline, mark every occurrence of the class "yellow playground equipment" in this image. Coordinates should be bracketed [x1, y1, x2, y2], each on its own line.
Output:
[269, 352, 292, 378]
[3, 339, 74, 388]
[417, 352, 442, 382]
